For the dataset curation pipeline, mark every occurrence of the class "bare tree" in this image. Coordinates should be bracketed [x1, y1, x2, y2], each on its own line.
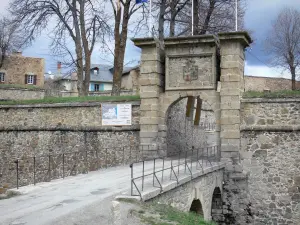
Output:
[155, 0, 246, 38]
[0, 17, 25, 69]
[109, 0, 145, 96]
[265, 8, 300, 90]
[9, 0, 110, 96]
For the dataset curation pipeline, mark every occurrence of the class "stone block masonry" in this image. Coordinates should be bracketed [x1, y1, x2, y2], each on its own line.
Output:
[241, 98, 300, 225]
[0, 101, 141, 188]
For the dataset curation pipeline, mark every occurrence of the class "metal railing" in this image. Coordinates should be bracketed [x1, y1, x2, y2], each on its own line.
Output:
[130, 145, 220, 198]
[0, 146, 140, 189]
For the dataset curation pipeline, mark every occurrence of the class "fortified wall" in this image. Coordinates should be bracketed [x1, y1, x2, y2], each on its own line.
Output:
[0, 101, 141, 188]
[241, 98, 300, 224]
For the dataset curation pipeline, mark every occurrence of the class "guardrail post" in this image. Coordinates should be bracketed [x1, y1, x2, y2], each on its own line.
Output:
[122, 147, 125, 165]
[33, 156, 36, 185]
[85, 150, 88, 173]
[142, 161, 145, 191]
[48, 154, 51, 181]
[105, 148, 108, 169]
[162, 158, 164, 183]
[14, 159, 19, 189]
[130, 164, 133, 196]
[153, 158, 156, 186]
[63, 153, 65, 179]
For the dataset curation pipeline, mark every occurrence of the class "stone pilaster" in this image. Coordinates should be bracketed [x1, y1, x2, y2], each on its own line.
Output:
[219, 32, 253, 225]
[132, 38, 164, 158]
[219, 32, 252, 167]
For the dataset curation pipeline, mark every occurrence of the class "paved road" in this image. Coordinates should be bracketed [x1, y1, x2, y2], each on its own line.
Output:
[0, 158, 210, 225]
[0, 164, 138, 225]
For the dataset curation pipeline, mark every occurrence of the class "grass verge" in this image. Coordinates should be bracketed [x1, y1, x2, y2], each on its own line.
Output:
[0, 95, 140, 105]
[135, 203, 216, 225]
[243, 90, 300, 98]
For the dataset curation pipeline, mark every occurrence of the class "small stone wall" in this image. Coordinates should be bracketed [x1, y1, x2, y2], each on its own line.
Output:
[0, 87, 45, 100]
[0, 101, 141, 188]
[241, 98, 300, 225]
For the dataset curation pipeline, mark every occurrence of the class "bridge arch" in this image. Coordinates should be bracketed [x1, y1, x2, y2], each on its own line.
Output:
[190, 199, 204, 216]
[211, 187, 223, 222]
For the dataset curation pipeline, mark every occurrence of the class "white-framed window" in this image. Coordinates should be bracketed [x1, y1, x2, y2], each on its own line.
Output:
[94, 84, 100, 91]
[0, 72, 5, 82]
[25, 74, 37, 85]
[27, 75, 34, 84]
[93, 69, 98, 75]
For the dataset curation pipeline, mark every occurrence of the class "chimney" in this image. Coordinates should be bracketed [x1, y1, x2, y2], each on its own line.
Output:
[57, 62, 62, 76]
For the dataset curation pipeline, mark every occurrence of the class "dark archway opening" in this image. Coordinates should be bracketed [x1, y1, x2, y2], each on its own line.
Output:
[190, 199, 204, 216]
[166, 97, 216, 156]
[211, 187, 223, 222]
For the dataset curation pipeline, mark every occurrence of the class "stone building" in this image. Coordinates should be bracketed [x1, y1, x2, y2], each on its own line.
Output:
[0, 52, 45, 87]
[121, 66, 140, 92]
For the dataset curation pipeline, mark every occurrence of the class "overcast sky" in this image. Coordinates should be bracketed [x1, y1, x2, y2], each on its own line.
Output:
[1, 0, 299, 78]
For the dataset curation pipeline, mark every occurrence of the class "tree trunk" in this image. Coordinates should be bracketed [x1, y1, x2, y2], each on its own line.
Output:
[111, 0, 122, 96]
[83, 54, 91, 96]
[200, 0, 215, 35]
[158, 0, 166, 41]
[70, 0, 85, 96]
[75, 44, 84, 96]
[79, 1, 91, 96]
[291, 66, 296, 90]
[112, 0, 131, 96]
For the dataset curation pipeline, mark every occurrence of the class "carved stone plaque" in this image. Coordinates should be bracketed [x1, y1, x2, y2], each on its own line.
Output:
[166, 54, 215, 90]
[183, 59, 198, 82]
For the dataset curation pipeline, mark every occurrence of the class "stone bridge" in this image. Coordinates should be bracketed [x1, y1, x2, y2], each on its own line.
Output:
[129, 158, 225, 222]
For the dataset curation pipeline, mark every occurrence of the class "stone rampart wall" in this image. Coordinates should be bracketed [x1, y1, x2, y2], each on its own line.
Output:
[0, 87, 45, 100]
[0, 101, 140, 130]
[241, 98, 300, 225]
[0, 101, 141, 188]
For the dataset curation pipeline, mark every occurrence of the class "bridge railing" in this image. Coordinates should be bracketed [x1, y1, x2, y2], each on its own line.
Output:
[0, 146, 141, 189]
[130, 145, 220, 198]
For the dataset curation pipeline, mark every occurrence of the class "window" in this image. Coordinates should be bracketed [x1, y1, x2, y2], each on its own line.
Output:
[94, 84, 100, 91]
[0, 72, 5, 82]
[27, 75, 34, 84]
[94, 69, 98, 75]
[25, 75, 37, 85]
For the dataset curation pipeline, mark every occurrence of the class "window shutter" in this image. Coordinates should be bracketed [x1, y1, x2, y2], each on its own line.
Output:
[33, 75, 37, 85]
[25, 75, 28, 84]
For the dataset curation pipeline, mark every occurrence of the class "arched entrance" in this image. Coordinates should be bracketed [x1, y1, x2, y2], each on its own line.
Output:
[190, 199, 204, 216]
[211, 187, 223, 222]
[166, 96, 217, 156]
